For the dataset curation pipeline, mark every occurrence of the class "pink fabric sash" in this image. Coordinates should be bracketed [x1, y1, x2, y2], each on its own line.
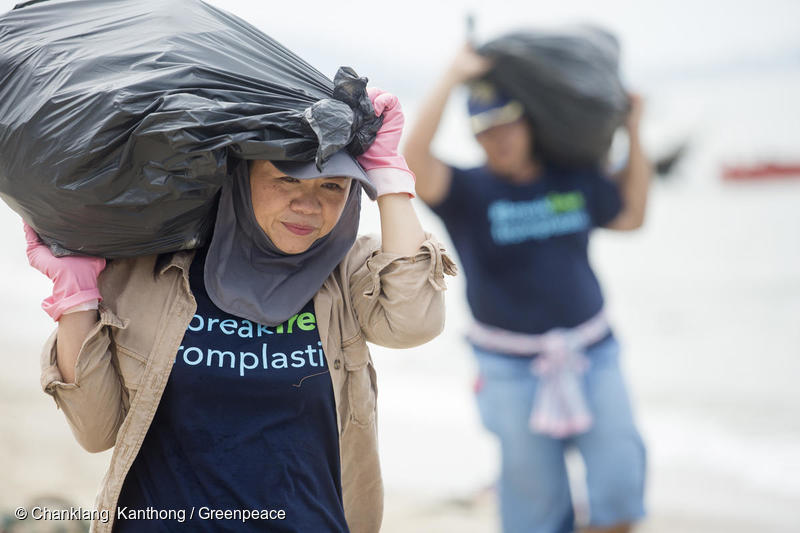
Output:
[468, 311, 610, 438]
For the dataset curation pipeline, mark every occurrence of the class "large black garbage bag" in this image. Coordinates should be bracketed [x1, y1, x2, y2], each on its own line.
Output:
[0, 0, 381, 258]
[478, 26, 629, 170]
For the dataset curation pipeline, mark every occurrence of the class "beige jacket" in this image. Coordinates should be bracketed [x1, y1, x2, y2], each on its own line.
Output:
[39, 234, 455, 533]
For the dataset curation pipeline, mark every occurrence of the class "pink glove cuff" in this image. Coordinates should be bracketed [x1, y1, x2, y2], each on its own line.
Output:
[357, 152, 411, 171]
[366, 167, 416, 198]
[43, 288, 102, 322]
[62, 299, 100, 316]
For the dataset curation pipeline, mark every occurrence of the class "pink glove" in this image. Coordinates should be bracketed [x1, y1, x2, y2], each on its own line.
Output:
[357, 88, 416, 198]
[24, 221, 106, 322]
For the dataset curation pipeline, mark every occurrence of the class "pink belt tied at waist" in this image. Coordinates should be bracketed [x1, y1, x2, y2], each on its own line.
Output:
[468, 310, 611, 438]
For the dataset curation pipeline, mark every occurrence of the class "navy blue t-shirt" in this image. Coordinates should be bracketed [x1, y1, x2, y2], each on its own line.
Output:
[431, 165, 622, 334]
[114, 247, 348, 532]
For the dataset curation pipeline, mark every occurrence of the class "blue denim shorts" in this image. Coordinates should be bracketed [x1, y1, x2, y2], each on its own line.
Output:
[473, 335, 646, 533]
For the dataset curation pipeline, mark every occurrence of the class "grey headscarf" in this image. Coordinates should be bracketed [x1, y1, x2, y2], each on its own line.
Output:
[203, 153, 372, 326]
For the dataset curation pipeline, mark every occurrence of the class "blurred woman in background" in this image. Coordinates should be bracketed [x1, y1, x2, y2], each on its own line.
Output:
[405, 46, 651, 533]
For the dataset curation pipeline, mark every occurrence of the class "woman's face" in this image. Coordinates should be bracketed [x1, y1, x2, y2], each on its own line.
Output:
[249, 160, 352, 254]
[475, 118, 535, 178]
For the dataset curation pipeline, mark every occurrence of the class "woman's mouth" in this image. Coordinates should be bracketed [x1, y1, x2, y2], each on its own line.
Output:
[282, 222, 315, 236]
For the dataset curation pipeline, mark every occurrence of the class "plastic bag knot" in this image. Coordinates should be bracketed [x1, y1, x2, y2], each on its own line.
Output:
[303, 67, 383, 169]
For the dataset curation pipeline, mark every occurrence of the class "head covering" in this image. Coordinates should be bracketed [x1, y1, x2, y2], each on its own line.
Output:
[273, 152, 377, 200]
[467, 81, 525, 134]
[203, 151, 369, 326]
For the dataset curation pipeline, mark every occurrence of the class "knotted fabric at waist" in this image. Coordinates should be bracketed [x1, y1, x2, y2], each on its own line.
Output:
[468, 310, 611, 438]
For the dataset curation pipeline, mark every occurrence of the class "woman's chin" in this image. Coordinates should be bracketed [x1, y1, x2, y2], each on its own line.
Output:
[272, 234, 315, 255]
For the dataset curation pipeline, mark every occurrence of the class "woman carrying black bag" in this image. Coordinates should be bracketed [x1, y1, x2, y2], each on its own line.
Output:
[28, 89, 455, 533]
[404, 43, 650, 533]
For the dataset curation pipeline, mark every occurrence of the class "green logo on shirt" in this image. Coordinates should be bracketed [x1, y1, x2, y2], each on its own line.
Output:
[488, 190, 589, 245]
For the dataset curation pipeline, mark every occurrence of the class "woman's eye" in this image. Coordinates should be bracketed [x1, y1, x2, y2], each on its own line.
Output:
[323, 182, 344, 191]
[279, 176, 300, 184]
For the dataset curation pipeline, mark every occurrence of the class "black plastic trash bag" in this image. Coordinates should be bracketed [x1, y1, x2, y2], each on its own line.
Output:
[0, 0, 381, 258]
[478, 26, 629, 170]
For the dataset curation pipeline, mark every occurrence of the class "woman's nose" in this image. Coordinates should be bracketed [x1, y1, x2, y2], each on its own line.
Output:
[290, 190, 321, 214]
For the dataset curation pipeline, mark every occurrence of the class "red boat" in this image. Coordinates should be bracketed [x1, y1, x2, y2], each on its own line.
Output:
[722, 162, 800, 181]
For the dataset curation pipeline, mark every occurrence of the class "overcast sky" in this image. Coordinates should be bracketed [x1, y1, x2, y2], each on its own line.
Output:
[2, 0, 798, 163]
[2, 0, 799, 90]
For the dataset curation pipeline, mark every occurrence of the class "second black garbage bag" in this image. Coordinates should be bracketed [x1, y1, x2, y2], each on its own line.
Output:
[478, 26, 630, 170]
[0, 0, 381, 257]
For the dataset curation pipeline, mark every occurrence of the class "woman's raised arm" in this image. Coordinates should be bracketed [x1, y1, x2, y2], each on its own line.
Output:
[25, 222, 126, 452]
[356, 88, 425, 255]
[349, 90, 456, 346]
[24, 222, 105, 381]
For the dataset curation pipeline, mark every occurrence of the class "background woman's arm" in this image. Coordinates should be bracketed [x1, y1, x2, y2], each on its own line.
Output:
[404, 45, 491, 207]
[605, 94, 652, 231]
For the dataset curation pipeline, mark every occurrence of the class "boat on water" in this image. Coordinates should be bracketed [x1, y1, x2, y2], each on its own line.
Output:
[722, 162, 800, 181]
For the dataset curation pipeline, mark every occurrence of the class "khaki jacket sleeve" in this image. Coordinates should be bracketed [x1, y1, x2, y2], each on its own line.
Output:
[349, 233, 457, 348]
[39, 304, 129, 453]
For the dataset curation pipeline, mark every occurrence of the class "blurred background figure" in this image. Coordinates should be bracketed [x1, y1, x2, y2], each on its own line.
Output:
[404, 34, 651, 532]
